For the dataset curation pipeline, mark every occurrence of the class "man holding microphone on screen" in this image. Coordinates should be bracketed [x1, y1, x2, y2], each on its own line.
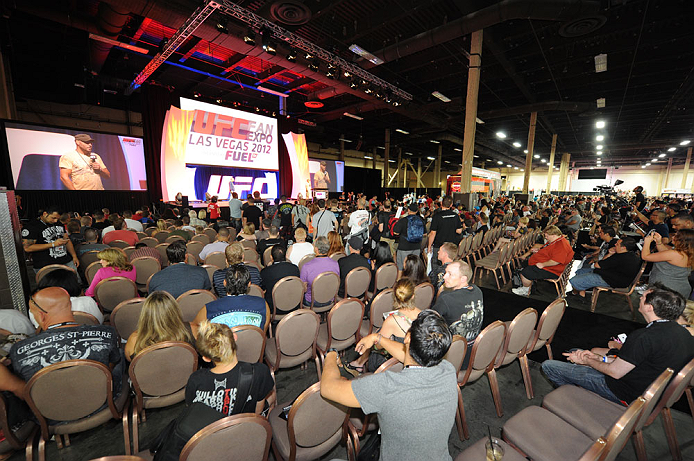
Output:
[59, 134, 110, 190]
[314, 161, 331, 190]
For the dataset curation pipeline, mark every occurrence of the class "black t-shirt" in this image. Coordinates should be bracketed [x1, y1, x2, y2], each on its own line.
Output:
[337, 253, 371, 297]
[393, 214, 425, 251]
[185, 362, 274, 416]
[243, 206, 263, 229]
[22, 218, 72, 268]
[260, 261, 300, 309]
[256, 238, 285, 266]
[540, 216, 550, 229]
[432, 284, 484, 342]
[373, 210, 393, 241]
[634, 193, 646, 211]
[277, 203, 294, 228]
[594, 251, 641, 288]
[606, 320, 694, 403]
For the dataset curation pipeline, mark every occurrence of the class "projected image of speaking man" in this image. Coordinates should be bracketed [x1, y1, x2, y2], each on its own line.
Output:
[59, 134, 110, 190]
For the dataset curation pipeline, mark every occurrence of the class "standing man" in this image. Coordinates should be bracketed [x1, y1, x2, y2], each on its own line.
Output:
[314, 161, 331, 190]
[311, 199, 338, 239]
[59, 134, 110, 190]
[393, 203, 425, 271]
[633, 186, 646, 212]
[22, 206, 79, 274]
[229, 192, 244, 232]
[275, 195, 294, 238]
[227, 176, 235, 201]
[427, 195, 462, 270]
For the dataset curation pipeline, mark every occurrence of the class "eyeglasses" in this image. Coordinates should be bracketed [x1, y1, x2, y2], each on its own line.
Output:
[29, 297, 48, 314]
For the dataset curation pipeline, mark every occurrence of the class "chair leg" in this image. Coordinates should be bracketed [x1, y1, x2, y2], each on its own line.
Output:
[132, 403, 139, 454]
[487, 369, 503, 417]
[685, 388, 694, 425]
[25, 426, 40, 461]
[123, 398, 132, 456]
[590, 290, 600, 313]
[633, 430, 648, 461]
[546, 342, 554, 361]
[63, 434, 70, 447]
[661, 408, 682, 461]
[315, 355, 322, 380]
[37, 433, 46, 461]
[626, 294, 636, 319]
[457, 387, 469, 440]
[518, 355, 534, 399]
[494, 269, 501, 290]
[55, 434, 63, 449]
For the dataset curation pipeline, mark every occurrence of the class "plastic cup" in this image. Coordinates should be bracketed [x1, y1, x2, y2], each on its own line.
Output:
[485, 438, 504, 461]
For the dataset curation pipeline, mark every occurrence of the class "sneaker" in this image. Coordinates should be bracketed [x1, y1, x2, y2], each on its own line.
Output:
[512, 286, 530, 296]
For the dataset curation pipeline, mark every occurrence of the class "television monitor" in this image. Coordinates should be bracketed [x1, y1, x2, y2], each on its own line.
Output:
[308, 158, 344, 193]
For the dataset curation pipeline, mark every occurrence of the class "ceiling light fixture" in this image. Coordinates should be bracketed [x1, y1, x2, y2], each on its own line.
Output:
[348, 44, 384, 65]
[495, 132, 507, 139]
[513, 142, 522, 148]
[396, 129, 409, 135]
[429, 140, 440, 144]
[524, 150, 528, 154]
[506, 164, 512, 167]
[497, 160, 503, 165]
[541, 159, 547, 163]
[364, 155, 373, 159]
[597, 151, 602, 155]
[476, 117, 485, 124]
[597, 97, 606, 108]
[257, 86, 289, 98]
[432, 91, 451, 102]
[668, 147, 676, 152]
[520, 169, 524, 171]
[652, 159, 658, 162]
[659, 153, 667, 158]
[596, 120, 605, 129]
[681, 140, 691, 146]
[453, 148, 462, 152]
[646, 163, 651, 166]
[427, 156, 436, 160]
[514, 166, 519, 170]
[596, 135, 604, 141]
[594, 53, 607, 73]
[534, 154, 540, 159]
[343, 112, 363, 120]
[596, 145, 603, 150]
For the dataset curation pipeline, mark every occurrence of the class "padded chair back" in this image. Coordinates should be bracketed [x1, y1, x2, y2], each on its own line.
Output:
[601, 397, 646, 461]
[180, 413, 272, 461]
[191, 234, 210, 245]
[202, 265, 217, 285]
[176, 290, 217, 323]
[240, 239, 256, 249]
[311, 272, 340, 305]
[370, 288, 394, 331]
[145, 227, 156, 236]
[232, 325, 266, 363]
[263, 247, 274, 266]
[123, 247, 137, 259]
[129, 342, 198, 414]
[139, 237, 158, 248]
[374, 263, 397, 291]
[131, 257, 161, 285]
[185, 253, 198, 266]
[287, 382, 348, 451]
[529, 297, 566, 353]
[155, 243, 169, 267]
[271, 276, 305, 317]
[203, 228, 217, 242]
[632, 368, 675, 432]
[204, 252, 226, 270]
[0, 392, 34, 451]
[414, 282, 435, 310]
[461, 321, 506, 384]
[243, 248, 259, 264]
[275, 309, 320, 357]
[444, 335, 468, 374]
[36, 264, 76, 284]
[166, 235, 186, 244]
[85, 261, 103, 285]
[374, 357, 404, 373]
[73, 311, 100, 326]
[94, 277, 138, 313]
[645, 358, 694, 427]
[79, 251, 101, 270]
[248, 284, 265, 298]
[111, 298, 145, 340]
[109, 240, 131, 249]
[154, 231, 170, 243]
[327, 298, 364, 343]
[496, 308, 538, 367]
[329, 252, 346, 261]
[25, 360, 120, 440]
[298, 254, 316, 271]
[186, 241, 205, 261]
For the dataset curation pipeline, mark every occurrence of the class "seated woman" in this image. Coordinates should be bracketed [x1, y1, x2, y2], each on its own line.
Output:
[124, 291, 193, 361]
[236, 223, 257, 243]
[369, 241, 395, 293]
[350, 279, 421, 372]
[400, 254, 429, 285]
[327, 230, 345, 257]
[677, 300, 694, 336]
[152, 219, 169, 236]
[641, 229, 694, 299]
[35, 268, 104, 326]
[185, 320, 275, 416]
[85, 248, 137, 297]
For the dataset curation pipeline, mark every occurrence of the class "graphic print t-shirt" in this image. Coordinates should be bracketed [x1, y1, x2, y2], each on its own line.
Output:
[185, 363, 274, 416]
[433, 285, 484, 342]
[205, 295, 267, 330]
[22, 219, 72, 268]
[9, 325, 120, 382]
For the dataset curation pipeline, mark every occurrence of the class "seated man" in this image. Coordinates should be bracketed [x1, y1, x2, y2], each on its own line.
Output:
[512, 225, 574, 297]
[76, 227, 108, 257]
[577, 225, 616, 269]
[569, 237, 641, 297]
[212, 243, 262, 297]
[337, 236, 370, 298]
[671, 212, 694, 232]
[432, 261, 483, 342]
[102, 218, 139, 246]
[148, 241, 211, 298]
[10, 287, 122, 393]
[256, 226, 285, 266]
[169, 220, 192, 242]
[634, 209, 670, 245]
[122, 210, 144, 232]
[198, 227, 231, 262]
[260, 245, 299, 314]
[300, 236, 339, 308]
[192, 264, 267, 334]
[128, 241, 163, 266]
[428, 242, 457, 294]
[321, 310, 458, 461]
[542, 285, 694, 404]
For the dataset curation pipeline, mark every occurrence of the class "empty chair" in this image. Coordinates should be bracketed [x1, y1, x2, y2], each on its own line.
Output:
[23, 360, 130, 461]
[473, 242, 513, 290]
[232, 325, 266, 363]
[495, 308, 538, 401]
[191, 233, 210, 245]
[176, 289, 217, 323]
[180, 413, 272, 461]
[309, 271, 340, 314]
[525, 298, 566, 397]
[359, 288, 394, 338]
[413, 282, 435, 310]
[130, 257, 161, 288]
[109, 240, 131, 250]
[35, 264, 75, 284]
[341, 266, 371, 301]
[186, 241, 205, 261]
[139, 237, 158, 248]
[154, 243, 169, 267]
[203, 228, 217, 242]
[154, 231, 170, 244]
[94, 277, 138, 313]
[297, 253, 315, 271]
[111, 298, 146, 342]
[271, 276, 305, 323]
[128, 342, 198, 453]
[248, 284, 265, 298]
[204, 252, 226, 270]
[371, 262, 397, 297]
[316, 298, 364, 354]
[502, 397, 646, 461]
[444, 336, 469, 440]
[264, 309, 321, 379]
[268, 382, 349, 461]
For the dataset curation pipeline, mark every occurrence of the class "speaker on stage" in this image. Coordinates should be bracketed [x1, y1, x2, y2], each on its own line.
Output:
[182, 196, 189, 208]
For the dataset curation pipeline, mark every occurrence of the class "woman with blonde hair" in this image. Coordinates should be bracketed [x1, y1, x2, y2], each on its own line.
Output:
[185, 320, 274, 415]
[236, 223, 257, 242]
[85, 248, 137, 297]
[125, 291, 193, 360]
[327, 230, 344, 257]
[152, 219, 168, 236]
[642, 229, 694, 299]
[677, 300, 694, 336]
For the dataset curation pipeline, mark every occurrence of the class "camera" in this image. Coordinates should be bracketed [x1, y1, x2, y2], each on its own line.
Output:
[629, 222, 644, 234]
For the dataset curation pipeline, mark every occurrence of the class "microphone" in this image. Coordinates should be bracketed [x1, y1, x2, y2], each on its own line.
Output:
[90, 154, 97, 162]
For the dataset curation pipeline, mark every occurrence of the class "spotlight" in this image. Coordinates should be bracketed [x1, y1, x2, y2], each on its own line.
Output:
[343, 70, 352, 79]
[364, 86, 373, 95]
[496, 132, 507, 139]
[304, 52, 314, 60]
[596, 120, 605, 129]
[307, 59, 319, 72]
[596, 135, 604, 141]
[513, 142, 522, 148]
[349, 79, 359, 89]
[325, 65, 336, 79]
[286, 49, 297, 62]
[215, 20, 229, 34]
[668, 147, 676, 152]
[243, 29, 256, 46]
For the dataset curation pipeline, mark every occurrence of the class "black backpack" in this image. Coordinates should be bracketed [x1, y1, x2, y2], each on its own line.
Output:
[150, 363, 255, 461]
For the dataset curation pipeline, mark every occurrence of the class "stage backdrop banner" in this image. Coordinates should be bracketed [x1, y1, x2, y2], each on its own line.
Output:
[179, 98, 278, 170]
[282, 132, 310, 199]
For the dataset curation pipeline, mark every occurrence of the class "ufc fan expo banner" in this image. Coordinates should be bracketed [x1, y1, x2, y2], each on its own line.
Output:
[179, 98, 279, 170]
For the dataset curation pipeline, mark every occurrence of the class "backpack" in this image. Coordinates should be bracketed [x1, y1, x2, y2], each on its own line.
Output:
[406, 215, 424, 243]
[387, 213, 399, 238]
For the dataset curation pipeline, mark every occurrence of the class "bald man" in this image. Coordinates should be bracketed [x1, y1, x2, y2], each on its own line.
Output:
[9, 287, 121, 389]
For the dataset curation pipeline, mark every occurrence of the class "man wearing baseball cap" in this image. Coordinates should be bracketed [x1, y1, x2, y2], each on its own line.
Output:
[59, 134, 110, 190]
[314, 160, 331, 190]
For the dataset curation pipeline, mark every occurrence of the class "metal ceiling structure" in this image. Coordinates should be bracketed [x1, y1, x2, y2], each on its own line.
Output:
[2, 0, 693, 171]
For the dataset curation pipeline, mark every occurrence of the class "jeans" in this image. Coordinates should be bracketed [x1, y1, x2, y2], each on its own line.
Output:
[569, 271, 609, 291]
[575, 265, 594, 275]
[541, 360, 622, 404]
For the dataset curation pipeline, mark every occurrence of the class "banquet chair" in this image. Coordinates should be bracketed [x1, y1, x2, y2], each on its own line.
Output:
[316, 298, 364, 355]
[359, 288, 394, 338]
[94, 277, 138, 313]
[495, 308, 538, 401]
[36, 264, 76, 284]
[413, 282, 435, 310]
[264, 309, 321, 380]
[176, 289, 217, 323]
[180, 413, 272, 461]
[271, 276, 305, 324]
[310, 271, 340, 315]
[232, 325, 266, 363]
[111, 298, 145, 341]
[203, 251, 226, 270]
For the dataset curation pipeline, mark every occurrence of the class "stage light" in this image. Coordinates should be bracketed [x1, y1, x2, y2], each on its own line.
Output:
[215, 20, 229, 34]
[349, 79, 359, 89]
[304, 52, 314, 60]
[307, 59, 319, 72]
[497, 160, 503, 165]
[596, 120, 605, 129]
[325, 65, 336, 79]
[668, 147, 676, 152]
[596, 135, 604, 141]
[534, 154, 540, 159]
[681, 140, 691, 146]
[392, 100, 402, 107]
[496, 132, 507, 139]
[216, 99, 222, 103]
[513, 142, 522, 148]
[524, 150, 528, 154]
[243, 29, 256, 46]
[659, 153, 667, 157]
[597, 151, 602, 155]
[596, 144, 603, 150]
[343, 70, 352, 79]
[396, 129, 409, 135]
[364, 87, 373, 94]
[286, 49, 297, 62]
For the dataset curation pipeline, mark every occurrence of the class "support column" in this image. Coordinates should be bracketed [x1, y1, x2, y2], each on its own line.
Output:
[656, 169, 665, 196]
[397, 148, 402, 187]
[436, 144, 442, 190]
[384, 129, 390, 188]
[339, 137, 345, 162]
[546, 134, 557, 195]
[372, 147, 377, 170]
[682, 147, 693, 189]
[664, 157, 673, 190]
[279, 96, 287, 117]
[460, 30, 483, 194]
[404, 160, 409, 189]
[0, 51, 17, 120]
[558, 153, 571, 192]
[522, 111, 537, 194]
[417, 157, 422, 193]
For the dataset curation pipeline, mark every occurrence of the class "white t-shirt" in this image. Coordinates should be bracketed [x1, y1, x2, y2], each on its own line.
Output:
[288, 242, 315, 266]
[58, 150, 106, 190]
[124, 218, 144, 232]
[0, 309, 36, 336]
[29, 297, 104, 328]
[348, 209, 371, 236]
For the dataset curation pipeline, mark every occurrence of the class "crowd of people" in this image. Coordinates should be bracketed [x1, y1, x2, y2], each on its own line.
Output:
[2, 186, 694, 460]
